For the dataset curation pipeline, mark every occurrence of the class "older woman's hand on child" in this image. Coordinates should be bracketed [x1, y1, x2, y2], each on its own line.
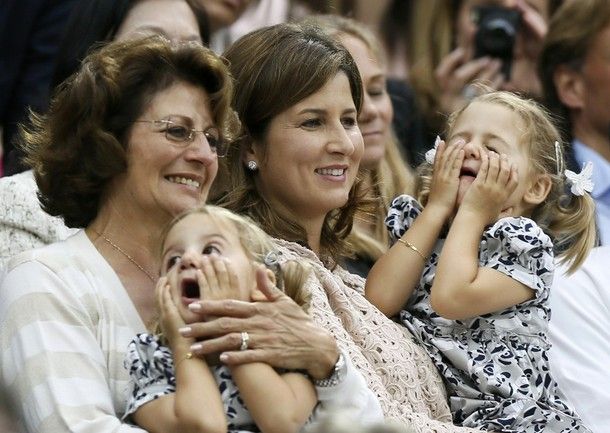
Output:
[183, 276, 340, 381]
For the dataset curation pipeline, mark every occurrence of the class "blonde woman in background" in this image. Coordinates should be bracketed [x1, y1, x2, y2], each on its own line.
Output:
[305, 15, 416, 277]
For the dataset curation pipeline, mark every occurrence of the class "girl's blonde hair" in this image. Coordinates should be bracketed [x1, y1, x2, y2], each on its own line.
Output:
[160, 205, 311, 309]
[416, 91, 597, 273]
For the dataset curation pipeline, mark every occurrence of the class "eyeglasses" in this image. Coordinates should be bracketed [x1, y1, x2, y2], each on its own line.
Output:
[135, 118, 227, 157]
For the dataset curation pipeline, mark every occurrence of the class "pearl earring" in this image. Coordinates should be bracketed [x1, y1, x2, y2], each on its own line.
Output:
[247, 160, 258, 171]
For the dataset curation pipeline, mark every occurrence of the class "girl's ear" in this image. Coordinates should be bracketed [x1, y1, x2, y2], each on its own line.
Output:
[524, 173, 553, 206]
[250, 268, 276, 302]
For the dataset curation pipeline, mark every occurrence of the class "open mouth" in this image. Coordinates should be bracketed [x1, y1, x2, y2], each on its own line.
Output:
[181, 278, 200, 300]
[460, 167, 477, 179]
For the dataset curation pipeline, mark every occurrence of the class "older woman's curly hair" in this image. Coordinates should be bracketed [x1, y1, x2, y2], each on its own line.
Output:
[21, 35, 239, 228]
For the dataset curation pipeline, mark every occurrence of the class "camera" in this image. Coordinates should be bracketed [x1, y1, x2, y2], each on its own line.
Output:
[473, 5, 521, 79]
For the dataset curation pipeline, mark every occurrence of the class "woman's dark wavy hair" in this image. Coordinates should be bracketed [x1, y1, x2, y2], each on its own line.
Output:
[22, 36, 238, 228]
[219, 22, 364, 262]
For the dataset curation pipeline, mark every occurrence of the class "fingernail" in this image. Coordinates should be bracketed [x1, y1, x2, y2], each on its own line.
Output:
[190, 343, 202, 352]
[435, 135, 441, 146]
[188, 303, 202, 312]
[178, 326, 191, 336]
[219, 352, 228, 363]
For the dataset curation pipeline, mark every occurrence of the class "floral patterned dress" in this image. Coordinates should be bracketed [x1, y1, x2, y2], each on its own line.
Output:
[124, 333, 259, 432]
[386, 195, 591, 433]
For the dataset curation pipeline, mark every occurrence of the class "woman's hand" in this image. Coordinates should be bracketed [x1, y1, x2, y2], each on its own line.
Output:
[504, 0, 547, 97]
[180, 267, 339, 380]
[459, 152, 518, 225]
[427, 138, 466, 221]
[435, 47, 504, 114]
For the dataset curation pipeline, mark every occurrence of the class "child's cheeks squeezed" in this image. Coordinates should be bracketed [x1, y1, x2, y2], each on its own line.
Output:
[459, 151, 519, 225]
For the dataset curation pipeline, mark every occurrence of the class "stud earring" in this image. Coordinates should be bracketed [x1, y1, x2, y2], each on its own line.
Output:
[247, 160, 258, 171]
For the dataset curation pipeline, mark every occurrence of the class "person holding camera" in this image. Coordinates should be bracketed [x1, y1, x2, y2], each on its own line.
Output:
[408, 0, 562, 144]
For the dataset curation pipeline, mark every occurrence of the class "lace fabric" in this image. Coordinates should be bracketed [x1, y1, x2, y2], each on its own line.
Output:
[274, 239, 480, 432]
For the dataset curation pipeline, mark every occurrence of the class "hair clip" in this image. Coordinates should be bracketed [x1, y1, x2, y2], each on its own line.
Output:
[565, 161, 594, 196]
[264, 251, 284, 290]
[554, 141, 563, 175]
[425, 135, 441, 164]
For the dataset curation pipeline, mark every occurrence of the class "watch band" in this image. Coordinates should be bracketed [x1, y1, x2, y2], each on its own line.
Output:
[313, 352, 346, 387]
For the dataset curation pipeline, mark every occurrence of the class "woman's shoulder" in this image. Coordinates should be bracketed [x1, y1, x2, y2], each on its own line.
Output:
[1, 231, 121, 310]
[5, 230, 93, 274]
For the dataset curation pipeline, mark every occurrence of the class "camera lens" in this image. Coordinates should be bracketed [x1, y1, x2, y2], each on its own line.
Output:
[474, 6, 521, 78]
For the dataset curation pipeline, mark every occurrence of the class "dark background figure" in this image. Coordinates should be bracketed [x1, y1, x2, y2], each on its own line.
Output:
[0, 0, 79, 176]
[0, 0, 210, 176]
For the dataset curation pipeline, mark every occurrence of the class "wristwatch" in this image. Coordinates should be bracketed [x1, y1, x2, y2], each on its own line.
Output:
[314, 352, 347, 387]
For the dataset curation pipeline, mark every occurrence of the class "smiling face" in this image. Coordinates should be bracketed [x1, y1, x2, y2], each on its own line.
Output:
[339, 35, 393, 169]
[447, 100, 535, 215]
[107, 81, 218, 224]
[161, 212, 256, 323]
[115, 0, 202, 43]
[246, 72, 364, 229]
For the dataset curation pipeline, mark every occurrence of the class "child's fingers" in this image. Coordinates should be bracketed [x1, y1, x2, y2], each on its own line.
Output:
[200, 255, 220, 292]
[497, 154, 512, 186]
[477, 150, 490, 181]
[507, 163, 519, 193]
[432, 139, 447, 171]
[155, 276, 168, 309]
[213, 257, 231, 292]
[448, 141, 466, 176]
[485, 151, 500, 183]
[196, 267, 212, 299]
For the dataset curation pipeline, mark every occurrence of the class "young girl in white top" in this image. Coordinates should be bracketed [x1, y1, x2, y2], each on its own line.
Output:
[365, 91, 596, 433]
[124, 205, 382, 433]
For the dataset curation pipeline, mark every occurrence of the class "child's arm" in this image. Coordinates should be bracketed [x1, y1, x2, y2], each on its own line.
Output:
[132, 278, 227, 433]
[366, 139, 466, 316]
[230, 362, 317, 433]
[431, 152, 535, 320]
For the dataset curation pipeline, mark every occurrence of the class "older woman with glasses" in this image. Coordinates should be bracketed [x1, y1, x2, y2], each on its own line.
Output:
[0, 36, 238, 432]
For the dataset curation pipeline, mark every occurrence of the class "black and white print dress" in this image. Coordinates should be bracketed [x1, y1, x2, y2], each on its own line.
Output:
[386, 195, 591, 433]
[124, 333, 259, 432]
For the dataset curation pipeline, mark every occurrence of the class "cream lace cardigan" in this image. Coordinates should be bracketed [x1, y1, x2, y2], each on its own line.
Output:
[0, 170, 77, 275]
[274, 238, 481, 433]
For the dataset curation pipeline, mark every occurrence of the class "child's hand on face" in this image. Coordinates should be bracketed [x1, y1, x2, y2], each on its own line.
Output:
[156, 275, 191, 349]
[428, 138, 466, 220]
[460, 151, 518, 225]
[196, 255, 243, 305]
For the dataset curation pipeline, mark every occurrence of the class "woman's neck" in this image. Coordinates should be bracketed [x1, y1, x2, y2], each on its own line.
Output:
[87, 199, 169, 328]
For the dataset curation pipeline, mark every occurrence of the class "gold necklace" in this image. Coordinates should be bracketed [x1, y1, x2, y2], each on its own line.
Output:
[91, 229, 156, 282]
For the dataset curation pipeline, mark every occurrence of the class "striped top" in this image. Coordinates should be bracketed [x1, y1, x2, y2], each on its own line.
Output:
[0, 231, 147, 433]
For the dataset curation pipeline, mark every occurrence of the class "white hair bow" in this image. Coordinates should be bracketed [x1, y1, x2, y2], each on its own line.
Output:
[565, 161, 594, 196]
[425, 136, 441, 164]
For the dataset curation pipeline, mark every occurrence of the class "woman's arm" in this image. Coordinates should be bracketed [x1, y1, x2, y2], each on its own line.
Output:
[431, 152, 533, 319]
[230, 363, 317, 433]
[132, 278, 226, 433]
[365, 139, 465, 316]
[0, 258, 147, 433]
